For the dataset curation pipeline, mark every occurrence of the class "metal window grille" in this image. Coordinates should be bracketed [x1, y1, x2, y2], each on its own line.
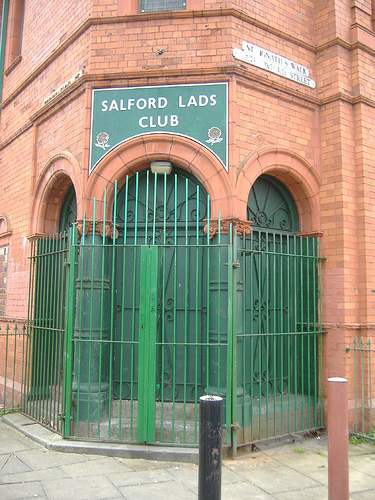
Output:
[140, 0, 186, 13]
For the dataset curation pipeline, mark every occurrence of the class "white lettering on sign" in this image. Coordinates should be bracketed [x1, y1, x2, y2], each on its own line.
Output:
[100, 92, 219, 134]
[233, 41, 316, 89]
[178, 94, 217, 107]
[101, 96, 168, 112]
[43, 70, 84, 105]
[139, 115, 179, 128]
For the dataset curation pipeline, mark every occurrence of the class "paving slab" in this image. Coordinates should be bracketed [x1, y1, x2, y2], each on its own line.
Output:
[221, 480, 274, 499]
[42, 475, 123, 500]
[0, 465, 69, 484]
[234, 465, 322, 495]
[60, 456, 133, 478]
[0, 480, 47, 500]
[0, 454, 31, 476]
[275, 485, 328, 499]
[1, 414, 375, 499]
[116, 479, 196, 499]
[107, 468, 175, 488]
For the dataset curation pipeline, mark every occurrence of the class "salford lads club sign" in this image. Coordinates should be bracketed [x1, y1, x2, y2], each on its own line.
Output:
[89, 83, 228, 174]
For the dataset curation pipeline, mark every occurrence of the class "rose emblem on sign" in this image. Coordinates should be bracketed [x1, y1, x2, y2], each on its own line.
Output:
[206, 126, 223, 145]
[95, 132, 111, 150]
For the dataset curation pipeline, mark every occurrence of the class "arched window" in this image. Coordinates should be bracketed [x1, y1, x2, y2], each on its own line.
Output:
[59, 185, 77, 233]
[5, 0, 25, 69]
[247, 175, 299, 233]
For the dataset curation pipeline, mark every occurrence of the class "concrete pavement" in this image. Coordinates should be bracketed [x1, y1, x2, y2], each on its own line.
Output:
[1, 412, 375, 499]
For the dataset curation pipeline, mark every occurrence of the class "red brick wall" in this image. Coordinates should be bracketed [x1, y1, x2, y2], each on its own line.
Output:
[0, 0, 374, 428]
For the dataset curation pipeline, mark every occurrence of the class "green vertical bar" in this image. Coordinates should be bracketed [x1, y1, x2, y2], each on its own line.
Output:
[183, 178, 189, 443]
[312, 237, 318, 427]
[249, 233, 255, 441]
[241, 229, 247, 445]
[205, 197, 210, 398]
[299, 237, 305, 431]
[160, 173, 167, 441]
[118, 176, 129, 438]
[226, 236, 233, 448]
[137, 246, 158, 443]
[147, 247, 158, 442]
[272, 232, 277, 436]
[25, 239, 35, 414]
[361, 337, 365, 433]
[194, 186, 200, 443]
[75, 214, 86, 434]
[279, 233, 284, 435]
[12, 325, 18, 409]
[129, 174, 139, 440]
[354, 338, 358, 433]
[229, 225, 238, 455]
[293, 236, 298, 430]
[306, 238, 311, 429]
[3, 325, 9, 407]
[257, 233, 262, 440]
[265, 231, 269, 438]
[63, 227, 77, 438]
[144, 170, 149, 245]
[88, 200, 96, 435]
[107, 180, 118, 439]
[170, 174, 178, 443]
[40, 236, 50, 421]
[286, 234, 291, 434]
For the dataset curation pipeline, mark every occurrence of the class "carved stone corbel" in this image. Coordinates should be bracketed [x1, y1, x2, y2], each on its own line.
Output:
[203, 218, 252, 239]
[75, 220, 119, 240]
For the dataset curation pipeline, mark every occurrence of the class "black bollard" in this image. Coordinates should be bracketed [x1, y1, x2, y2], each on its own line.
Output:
[198, 395, 223, 500]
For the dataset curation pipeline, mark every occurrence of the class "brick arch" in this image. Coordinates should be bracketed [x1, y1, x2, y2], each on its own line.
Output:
[236, 146, 321, 234]
[84, 134, 233, 221]
[29, 151, 81, 236]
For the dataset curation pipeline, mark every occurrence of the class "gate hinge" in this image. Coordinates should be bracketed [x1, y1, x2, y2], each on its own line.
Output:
[63, 261, 70, 267]
[231, 422, 240, 430]
[57, 413, 65, 421]
[232, 261, 240, 269]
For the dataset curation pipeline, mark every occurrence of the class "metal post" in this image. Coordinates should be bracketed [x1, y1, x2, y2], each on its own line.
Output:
[198, 395, 223, 500]
[328, 377, 349, 500]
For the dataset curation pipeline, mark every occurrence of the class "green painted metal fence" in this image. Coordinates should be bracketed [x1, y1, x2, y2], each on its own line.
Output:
[346, 338, 375, 439]
[61, 172, 234, 446]
[237, 230, 323, 445]
[0, 323, 27, 411]
[23, 233, 69, 432]
[17, 171, 323, 452]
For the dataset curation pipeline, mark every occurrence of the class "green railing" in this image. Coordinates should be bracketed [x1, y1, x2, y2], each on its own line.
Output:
[18, 170, 323, 453]
[236, 230, 324, 444]
[346, 338, 375, 439]
[62, 172, 234, 446]
[24, 233, 68, 433]
[0, 323, 27, 412]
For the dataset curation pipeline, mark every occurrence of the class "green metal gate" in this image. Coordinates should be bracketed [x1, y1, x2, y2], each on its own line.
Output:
[236, 175, 323, 445]
[24, 232, 69, 432]
[23, 171, 323, 452]
[61, 171, 234, 445]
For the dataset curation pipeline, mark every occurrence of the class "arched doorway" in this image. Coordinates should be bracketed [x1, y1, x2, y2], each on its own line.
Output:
[240, 175, 321, 441]
[59, 185, 77, 233]
[104, 168, 214, 442]
[27, 183, 77, 428]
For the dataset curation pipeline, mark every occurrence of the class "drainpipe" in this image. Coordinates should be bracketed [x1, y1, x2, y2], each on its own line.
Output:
[0, 0, 9, 109]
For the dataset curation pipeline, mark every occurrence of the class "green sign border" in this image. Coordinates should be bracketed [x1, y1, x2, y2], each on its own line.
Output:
[89, 83, 228, 174]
